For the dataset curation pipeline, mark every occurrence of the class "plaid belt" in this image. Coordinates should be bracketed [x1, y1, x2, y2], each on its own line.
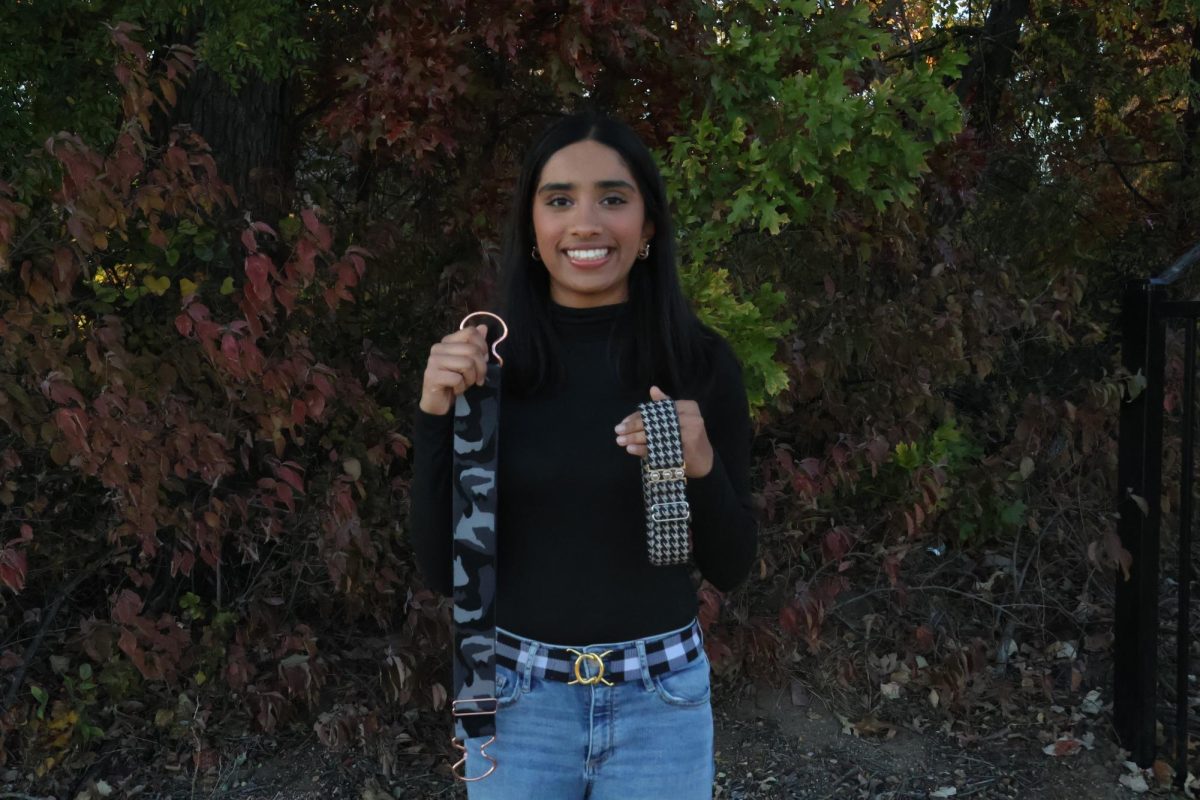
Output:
[495, 619, 704, 686]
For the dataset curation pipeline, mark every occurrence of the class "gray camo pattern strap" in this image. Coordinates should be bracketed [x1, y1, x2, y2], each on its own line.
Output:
[451, 361, 500, 740]
[638, 398, 692, 566]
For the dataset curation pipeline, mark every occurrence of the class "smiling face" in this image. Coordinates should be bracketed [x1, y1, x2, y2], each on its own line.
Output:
[531, 139, 655, 308]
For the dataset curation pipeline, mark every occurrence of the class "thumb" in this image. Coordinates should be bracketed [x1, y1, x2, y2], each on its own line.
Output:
[649, 385, 670, 401]
[475, 324, 489, 337]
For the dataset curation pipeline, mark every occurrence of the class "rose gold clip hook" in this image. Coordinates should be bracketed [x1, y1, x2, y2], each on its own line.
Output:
[459, 311, 508, 367]
[451, 735, 497, 781]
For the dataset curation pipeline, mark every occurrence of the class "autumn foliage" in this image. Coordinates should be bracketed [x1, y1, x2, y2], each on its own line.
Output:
[1, 0, 1199, 788]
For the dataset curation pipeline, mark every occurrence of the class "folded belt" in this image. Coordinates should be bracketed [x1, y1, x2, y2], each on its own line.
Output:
[495, 620, 704, 686]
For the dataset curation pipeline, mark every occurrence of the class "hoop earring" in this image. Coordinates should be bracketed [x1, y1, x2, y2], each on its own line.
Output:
[531, 245, 541, 262]
[637, 242, 651, 261]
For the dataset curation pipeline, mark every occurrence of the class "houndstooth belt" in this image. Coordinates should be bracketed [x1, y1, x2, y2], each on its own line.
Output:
[495, 619, 704, 686]
[638, 398, 691, 566]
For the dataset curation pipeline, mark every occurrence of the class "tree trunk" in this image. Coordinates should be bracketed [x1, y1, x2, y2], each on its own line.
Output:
[955, 0, 1031, 140]
[1171, 17, 1200, 236]
[175, 68, 295, 223]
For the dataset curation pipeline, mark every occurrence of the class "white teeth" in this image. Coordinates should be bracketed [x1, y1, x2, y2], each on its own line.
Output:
[566, 248, 610, 261]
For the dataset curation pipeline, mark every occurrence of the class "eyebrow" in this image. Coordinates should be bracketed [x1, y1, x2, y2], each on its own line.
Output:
[536, 180, 637, 193]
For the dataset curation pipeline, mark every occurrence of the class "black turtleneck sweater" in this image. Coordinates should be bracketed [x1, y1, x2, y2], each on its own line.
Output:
[408, 302, 757, 644]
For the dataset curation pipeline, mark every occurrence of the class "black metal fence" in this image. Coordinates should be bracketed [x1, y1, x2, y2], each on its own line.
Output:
[1115, 241, 1200, 787]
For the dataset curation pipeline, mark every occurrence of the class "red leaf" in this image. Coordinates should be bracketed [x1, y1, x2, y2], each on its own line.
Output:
[245, 254, 272, 299]
[1047, 738, 1082, 757]
[311, 372, 335, 398]
[697, 584, 722, 631]
[275, 465, 305, 494]
[170, 548, 195, 577]
[0, 548, 27, 592]
[799, 457, 822, 477]
[54, 407, 90, 447]
[821, 527, 853, 562]
[220, 333, 239, 363]
[304, 389, 325, 419]
[274, 285, 296, 313]
[301, 208, 332, 251]
[914, 624, 935, 653]
[276, 482, 295, 511]
[111, 589, 144, 625]
[779, 602, 801, 637]
[336, 261, 359, 287]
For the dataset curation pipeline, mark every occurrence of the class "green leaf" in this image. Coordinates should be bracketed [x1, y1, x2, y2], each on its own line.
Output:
[999, 500, 1027, 528]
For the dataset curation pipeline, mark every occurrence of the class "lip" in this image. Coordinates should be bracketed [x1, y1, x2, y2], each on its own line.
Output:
[563, 247, 614, 270]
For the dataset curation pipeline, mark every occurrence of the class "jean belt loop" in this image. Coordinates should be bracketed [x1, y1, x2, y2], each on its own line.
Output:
[520, 640, 536, 692]
[634, 639, 655, 691]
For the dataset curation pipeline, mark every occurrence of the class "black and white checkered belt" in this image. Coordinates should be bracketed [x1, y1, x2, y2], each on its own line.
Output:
[495, 620, 704, 686]
[638, 398, 692, 566]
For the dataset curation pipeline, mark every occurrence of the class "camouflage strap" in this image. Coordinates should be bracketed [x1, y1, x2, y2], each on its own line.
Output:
[451, 362, 501, 742]
[449, 312, 506, 781]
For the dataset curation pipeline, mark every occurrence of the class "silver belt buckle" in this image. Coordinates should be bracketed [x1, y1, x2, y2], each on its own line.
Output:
[650, 501, 691, 523]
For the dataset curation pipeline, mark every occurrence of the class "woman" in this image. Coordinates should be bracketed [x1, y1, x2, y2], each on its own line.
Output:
[410, 111, 757, 798]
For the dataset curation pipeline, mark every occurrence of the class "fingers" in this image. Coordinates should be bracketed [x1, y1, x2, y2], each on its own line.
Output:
[615, 428, 647, 453]
[615, 390, 711, 469]
[429, 325, 490, 387]
[613, 413, 644, 436]
[419, 324, 496, 414]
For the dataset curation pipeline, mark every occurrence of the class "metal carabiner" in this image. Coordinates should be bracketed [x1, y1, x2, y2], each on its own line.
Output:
[451, 735, 497, 782]
[459, 311, 509, 367]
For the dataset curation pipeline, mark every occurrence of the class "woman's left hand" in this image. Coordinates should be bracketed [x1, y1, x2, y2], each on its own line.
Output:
[614, 385, 714, 478]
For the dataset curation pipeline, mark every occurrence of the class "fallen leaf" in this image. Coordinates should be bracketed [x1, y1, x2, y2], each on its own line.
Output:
[1119, 772, 1150, 793]
[850, 714, 896, 738]
[1043, 738, 1082, 757]
[1046, 641, 1077, 660]
[930, 788, 957, 798]
[1151, 760, 1173, 787]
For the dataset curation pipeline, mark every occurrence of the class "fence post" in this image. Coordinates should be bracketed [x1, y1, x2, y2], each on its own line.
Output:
[1114, 278, 1166, 766]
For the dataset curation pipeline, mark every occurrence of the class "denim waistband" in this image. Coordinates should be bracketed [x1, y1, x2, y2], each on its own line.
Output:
[494, 619, 704, 685]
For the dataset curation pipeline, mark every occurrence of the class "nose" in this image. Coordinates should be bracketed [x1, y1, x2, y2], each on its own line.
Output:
[567, 203, 602, 238]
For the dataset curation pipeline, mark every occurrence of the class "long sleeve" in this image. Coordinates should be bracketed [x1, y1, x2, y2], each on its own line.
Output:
[687, 342, 758, 592]
[407, 302, 758, 642]
[408, 407, 454, 595]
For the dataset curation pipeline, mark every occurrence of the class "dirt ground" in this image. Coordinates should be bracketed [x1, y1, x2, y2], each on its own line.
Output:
[21, 678, 1158, 800]
[710, 682, 1127, 800]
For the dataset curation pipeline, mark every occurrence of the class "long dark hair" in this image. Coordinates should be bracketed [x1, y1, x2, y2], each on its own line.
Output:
[498, 111, 711, 397]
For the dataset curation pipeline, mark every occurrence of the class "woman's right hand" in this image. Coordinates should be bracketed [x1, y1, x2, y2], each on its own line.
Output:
[419, 324, 491, 416]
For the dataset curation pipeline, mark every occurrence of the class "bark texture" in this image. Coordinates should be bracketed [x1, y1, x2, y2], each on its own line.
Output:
[175, 67, 295, 222]
[955, 0, 1031, 140]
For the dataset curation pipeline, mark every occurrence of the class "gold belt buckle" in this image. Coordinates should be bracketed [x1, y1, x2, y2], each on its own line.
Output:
[566, 649, 614, 686]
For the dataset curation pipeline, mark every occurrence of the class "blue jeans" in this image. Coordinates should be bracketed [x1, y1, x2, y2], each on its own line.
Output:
[464, 620, 714, 799]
